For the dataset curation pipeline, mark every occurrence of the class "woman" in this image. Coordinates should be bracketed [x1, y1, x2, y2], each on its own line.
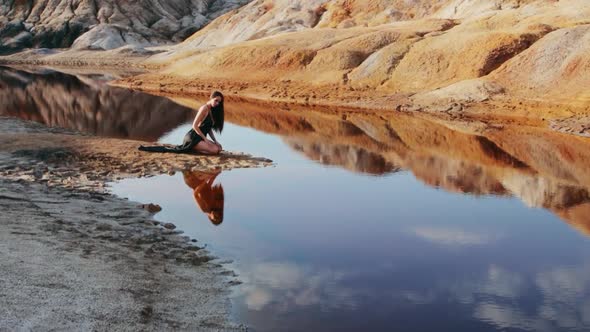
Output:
[139, 91, 225, 154]
[183, 170, 224, 225]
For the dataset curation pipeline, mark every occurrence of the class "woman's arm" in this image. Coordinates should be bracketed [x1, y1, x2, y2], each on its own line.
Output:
[209, 130, 222, 150]
[209, 130, 219, 143]
[192, 106, 210, 141]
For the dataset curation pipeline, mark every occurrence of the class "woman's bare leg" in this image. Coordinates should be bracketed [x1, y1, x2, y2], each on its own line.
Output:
[193, 140, 221, 155]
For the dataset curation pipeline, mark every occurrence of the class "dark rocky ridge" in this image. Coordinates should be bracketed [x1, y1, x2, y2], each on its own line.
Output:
[0, 0, 250, 54]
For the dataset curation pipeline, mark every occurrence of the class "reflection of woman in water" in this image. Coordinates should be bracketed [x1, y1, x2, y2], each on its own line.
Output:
[139, 91, 225, 154]
[183, 171, 224, 225]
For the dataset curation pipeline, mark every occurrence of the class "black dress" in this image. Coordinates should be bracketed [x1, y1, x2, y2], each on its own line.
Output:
[139, 112, 214, 153]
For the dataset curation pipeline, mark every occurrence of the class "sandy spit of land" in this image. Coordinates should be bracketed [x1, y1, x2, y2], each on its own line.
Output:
[0, 117, 272, 331]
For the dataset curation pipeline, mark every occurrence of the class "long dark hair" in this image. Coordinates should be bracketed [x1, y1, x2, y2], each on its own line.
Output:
[197, 183, 224, 225]
[182, 171, 224, 226]
[211, 90, 224, 133]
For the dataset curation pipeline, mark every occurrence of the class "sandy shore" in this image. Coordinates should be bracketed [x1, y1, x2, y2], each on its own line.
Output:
[0, 117, 271, 330]
[0, 117, 272, 191]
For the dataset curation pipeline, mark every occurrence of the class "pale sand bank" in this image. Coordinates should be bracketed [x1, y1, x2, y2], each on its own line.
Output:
[0, 117, 271, 330]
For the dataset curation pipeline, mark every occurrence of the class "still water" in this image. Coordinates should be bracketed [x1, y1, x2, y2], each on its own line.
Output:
[3, 66, 590, 331]
[115, 124, 590, 332]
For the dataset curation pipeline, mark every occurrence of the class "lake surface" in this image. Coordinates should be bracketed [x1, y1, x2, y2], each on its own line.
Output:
[3, 66, 590, 332]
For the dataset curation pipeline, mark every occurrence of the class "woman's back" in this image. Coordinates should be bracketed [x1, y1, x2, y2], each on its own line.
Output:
[195, 111, 213, 135]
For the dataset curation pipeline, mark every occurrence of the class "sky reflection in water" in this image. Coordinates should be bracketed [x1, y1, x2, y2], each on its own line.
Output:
[114, 123, 590, 332]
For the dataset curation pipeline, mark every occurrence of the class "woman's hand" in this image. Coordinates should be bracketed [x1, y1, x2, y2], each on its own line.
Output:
[210, 140, 222, 150]
[208, 139, 218, 145]
[208, 129, 222, 151]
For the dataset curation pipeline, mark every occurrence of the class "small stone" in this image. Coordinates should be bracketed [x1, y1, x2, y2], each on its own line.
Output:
[163, 223, 176, 230]
[140, 306, 153, 318]
[96, 224, 113, 231]
[139, 203, 162, 213]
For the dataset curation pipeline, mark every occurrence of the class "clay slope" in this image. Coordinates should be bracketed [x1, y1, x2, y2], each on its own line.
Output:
[413, 0, 590, 105]
[177, 0, 539, 50]
[156, 18, 457, 85]
[0, 0, 249, 54]
[126, 0, 589, 116]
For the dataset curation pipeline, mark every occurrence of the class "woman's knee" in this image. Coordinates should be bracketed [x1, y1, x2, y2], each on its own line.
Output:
[201, 142, 221, 155]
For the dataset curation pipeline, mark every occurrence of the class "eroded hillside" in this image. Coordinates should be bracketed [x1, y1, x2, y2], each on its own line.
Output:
[114, 0, 589, 123]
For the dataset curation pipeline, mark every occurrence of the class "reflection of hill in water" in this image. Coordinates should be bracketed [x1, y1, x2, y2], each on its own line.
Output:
[286, 137, 400, 175]
[1, 66, 587, 235]
[0, 67, 194, 141]
[225, 103, 590, 235]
